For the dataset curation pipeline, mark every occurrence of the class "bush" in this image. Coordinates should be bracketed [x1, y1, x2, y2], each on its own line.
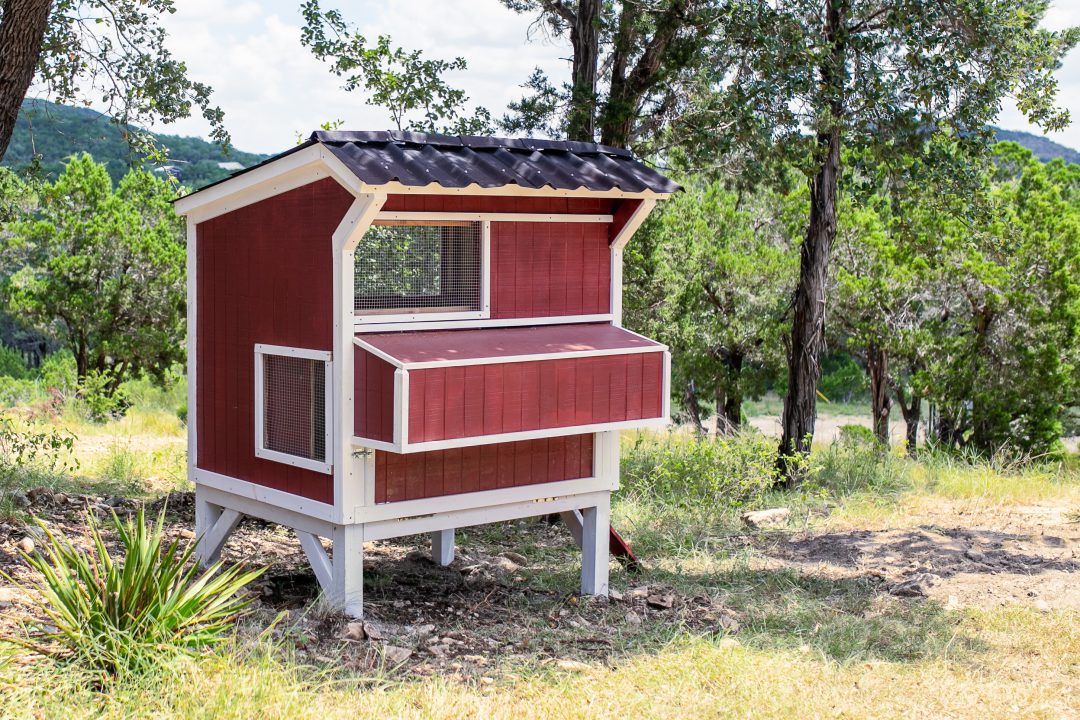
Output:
[77, 369, 130, 422]
[0, 344, 30, 379]
[836, 424, 878, 445]
[6, 506, 263, 678]
[811, 433, 909, 499]
[0, 376, 45, 408]
[621, 431, 780, 511]
[38, 351, 77, 396]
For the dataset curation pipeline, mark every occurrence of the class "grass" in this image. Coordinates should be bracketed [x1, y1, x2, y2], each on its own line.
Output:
[0, 401, 1078, 718]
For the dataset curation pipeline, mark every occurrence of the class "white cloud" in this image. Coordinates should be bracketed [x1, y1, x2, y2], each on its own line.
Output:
[152, 0, 1080, 154]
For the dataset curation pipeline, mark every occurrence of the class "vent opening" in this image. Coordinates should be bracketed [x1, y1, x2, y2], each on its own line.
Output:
[255, 345, 332, 474]
[355, 221, 481, 315]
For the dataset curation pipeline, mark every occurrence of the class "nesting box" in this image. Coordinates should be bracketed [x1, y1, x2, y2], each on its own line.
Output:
[174, 131, 677, 617]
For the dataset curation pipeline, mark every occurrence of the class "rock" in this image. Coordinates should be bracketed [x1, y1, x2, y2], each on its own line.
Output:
[555, 659, 591, 672]
[16, 537, 34, 555]
[27, 487, 54, 505]
[178, 528, 196, 540]
[0, 587, 17, 607]
[889, 573, 938, 598]
[426, 644, 449, 658]
[963, 548, 987, 563]
[498, 551, 528, 566]
[609, 589, 624, 601]
[624, 610, 642, 625]
[10, 492, 29, 510]
[646, 593, 675, 610]
[363, 619, 408, 641]
[718, 637, 740, 649]
[341, 622, 366, 641]
[627, 585, 650, 600]
[717, 614, 741, 633]
[104, 496, 126, 508]
[382, 645, 412, 665]
[946, 595, 960, 609]
[411, 624, 436, 639]
[741, 508, 791, 529]
[489, 556, 520, 573]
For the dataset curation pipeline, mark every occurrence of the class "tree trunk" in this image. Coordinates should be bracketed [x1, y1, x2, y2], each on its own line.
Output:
[778, 0, 846, 480]
[895, 385, 921, 453]
[565, 0, 601, 141]
[867, 343, 891, 445]
[682, 378, 705, 434]
[715, 351, 743, 435]
[0, 0, 52, 162]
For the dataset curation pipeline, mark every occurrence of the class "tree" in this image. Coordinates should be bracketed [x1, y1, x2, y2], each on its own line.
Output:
[0, 0, 227, 163]
[707, 0, 1078, 477]
[626, 177, 799, 433]
[300, 1, 493, 134]
[499, 0, 722, 148]
[6, 153, 185, 387]
[923, 142, 1080, 455]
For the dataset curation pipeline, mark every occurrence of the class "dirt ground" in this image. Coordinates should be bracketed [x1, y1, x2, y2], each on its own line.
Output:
[0, 486, 1076, 676]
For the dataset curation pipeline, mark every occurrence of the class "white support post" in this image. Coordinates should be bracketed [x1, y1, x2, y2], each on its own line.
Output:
[580, 494, 611, 596]
[559, 510, 584, 548]
[330, 524, 365, 618]
[297, 531, 334, 593]
[431, 528, 455, 566]
[194, 488, 242, 567]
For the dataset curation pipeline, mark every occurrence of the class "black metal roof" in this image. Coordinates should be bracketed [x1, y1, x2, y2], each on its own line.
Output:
[312, 130, 678, 194]
[179, 131, 679, 199]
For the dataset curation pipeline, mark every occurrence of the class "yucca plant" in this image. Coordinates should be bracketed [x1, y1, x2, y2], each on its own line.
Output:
[5, 505, 263, 677]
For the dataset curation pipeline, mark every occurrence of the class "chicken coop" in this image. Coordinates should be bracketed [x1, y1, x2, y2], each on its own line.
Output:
[174, 131, 677, 617]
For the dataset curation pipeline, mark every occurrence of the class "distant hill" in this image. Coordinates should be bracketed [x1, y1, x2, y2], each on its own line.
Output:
[2, 99, 268, 188]
[992, 127, 1080, 165]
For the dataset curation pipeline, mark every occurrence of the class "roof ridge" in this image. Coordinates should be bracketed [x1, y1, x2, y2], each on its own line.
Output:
[308, 130, 635, 158]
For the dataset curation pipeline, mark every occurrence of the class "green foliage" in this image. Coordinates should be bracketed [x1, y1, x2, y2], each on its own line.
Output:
[300, 1, 493, 134]
[621, 432, 781, 511]
[625, 177, 799, 431]
[0, 344, 30, 379]
[38, 350, 77, 396]
[0, 417, 77, 476]
[78, 369, 131, 423]
[810, 434, 909, 500]
[1, 0, 229, 161]
[4, 100, 266, 187]
[6, 154, 186, 389]
[7, 506, 263, 678]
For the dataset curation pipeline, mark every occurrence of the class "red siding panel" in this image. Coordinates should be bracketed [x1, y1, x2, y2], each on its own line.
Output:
[354, 347, 395, 443]
[374, 434, 595, 502]
[490, 222, 612, 319]
[406, 353, 665, 442]
[196, 178, 353, 504]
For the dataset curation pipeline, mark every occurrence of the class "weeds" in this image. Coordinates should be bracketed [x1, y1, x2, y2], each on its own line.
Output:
[4, 506, 263, 679]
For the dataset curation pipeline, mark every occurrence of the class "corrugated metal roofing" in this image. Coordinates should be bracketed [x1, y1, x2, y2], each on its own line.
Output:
[178, 131, 679, 199]
[313, 131, 678, 193]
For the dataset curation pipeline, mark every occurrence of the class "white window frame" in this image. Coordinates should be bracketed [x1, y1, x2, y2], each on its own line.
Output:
[254, 343, 334, 474]
[353, 219, 491, 326]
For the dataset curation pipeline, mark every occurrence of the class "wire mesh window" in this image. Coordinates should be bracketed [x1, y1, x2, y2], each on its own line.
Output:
[258, 350, 329, 468]
[354, 221, 482, 314]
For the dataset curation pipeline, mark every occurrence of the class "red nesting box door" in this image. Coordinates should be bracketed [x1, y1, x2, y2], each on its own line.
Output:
[354, 323, 669, 452]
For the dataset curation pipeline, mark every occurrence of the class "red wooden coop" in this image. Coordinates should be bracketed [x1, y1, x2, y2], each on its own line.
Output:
[174, 131, 677, 616]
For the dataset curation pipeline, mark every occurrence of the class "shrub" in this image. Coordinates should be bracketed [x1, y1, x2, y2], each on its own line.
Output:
[0, 417, 78, 479]
[7, 506, 263, 678]
[836, 424, 878, 445]
[38, 350, 77, 396]
[77, 369, 130, 422]
[811, 433, 909, 499]
[0, 344, 30, 379]
[621, 431, 780, 511]
[0, 376, 44, 408]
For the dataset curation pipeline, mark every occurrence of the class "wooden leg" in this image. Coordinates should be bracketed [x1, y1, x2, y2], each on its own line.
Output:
[330, 524, 365, 618]
[431, 528, 455, 566]
[194, 487, 242, 567]
[580, 494, 610, 596]
[559, 510, 584, 547]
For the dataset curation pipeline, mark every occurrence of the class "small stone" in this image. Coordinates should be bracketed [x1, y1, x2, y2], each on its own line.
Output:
[555, 659, 590, 672]
[104, 496, 126, 507]
[427, 644, 449, 658]
[480, 676, 494, 685]
[178, 528, 196, 540]
[341, 622, 366, 641]
[946, 595, 960, 609]
[625, 610, 642, 625]
[717, 614, 741, 633]
[489, 556, 520, 573]
[646, 593, 675, 609]
[627, 585, 650, 600]
[889, 573, 937, 598]
[0, 588, 17, 606]
[16, 537, 34, 554]
[498, 551, 528, 565]
[741, 508, 791, 529]
[718, 637, 740, 649]
[411, 623, 436, 639]
[1033, 599, 1051, 613]
[609, 589, 624, 601]
[382, 645, 412, 665]
[10, 492, 29, 510]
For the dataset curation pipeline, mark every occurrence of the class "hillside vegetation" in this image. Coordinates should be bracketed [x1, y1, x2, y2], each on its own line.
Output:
[2, 99, 267, 188]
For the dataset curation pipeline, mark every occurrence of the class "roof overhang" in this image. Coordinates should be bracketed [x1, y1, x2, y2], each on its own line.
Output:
[174, 136, 675, 224]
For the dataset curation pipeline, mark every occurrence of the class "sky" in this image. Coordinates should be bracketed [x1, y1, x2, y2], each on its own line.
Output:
[145, 0, 1080, 155]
